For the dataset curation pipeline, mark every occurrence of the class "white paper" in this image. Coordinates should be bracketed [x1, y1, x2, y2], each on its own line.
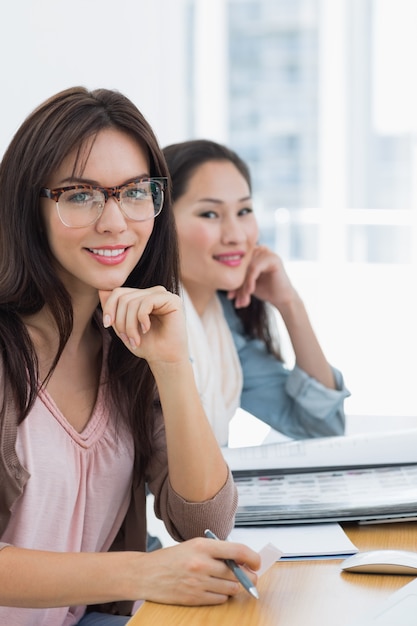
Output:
[257, 543, 283, 576]
[222, 428, 417, 473]
[229, 523, 357, 560]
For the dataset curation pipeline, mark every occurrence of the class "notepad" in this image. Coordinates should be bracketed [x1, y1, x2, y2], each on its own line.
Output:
[229, 523, 357, 560]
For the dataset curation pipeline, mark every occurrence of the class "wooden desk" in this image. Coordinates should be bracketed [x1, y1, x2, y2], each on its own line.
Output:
[128, 522, 416, 625]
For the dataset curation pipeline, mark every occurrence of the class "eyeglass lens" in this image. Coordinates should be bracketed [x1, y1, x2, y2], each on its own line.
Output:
[57, 180, 164, 228]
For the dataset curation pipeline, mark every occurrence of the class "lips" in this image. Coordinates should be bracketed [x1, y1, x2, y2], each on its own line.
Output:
[214, 254, 243, 261]
[88, 247, 127, 257]
[213, 253, 244, 267]
[86, 246, 130, 265]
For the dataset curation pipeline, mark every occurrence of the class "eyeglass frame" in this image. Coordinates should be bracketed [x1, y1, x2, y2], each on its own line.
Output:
[39, 177, 168, 228]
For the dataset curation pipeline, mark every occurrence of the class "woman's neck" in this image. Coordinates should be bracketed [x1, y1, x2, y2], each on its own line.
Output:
[23, 292, 100, 358]
[182, 282, 217, 317]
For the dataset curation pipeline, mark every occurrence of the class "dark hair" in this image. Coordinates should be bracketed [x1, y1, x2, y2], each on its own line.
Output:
[0, 86, 179, 476]
[163, 139, 281, 358]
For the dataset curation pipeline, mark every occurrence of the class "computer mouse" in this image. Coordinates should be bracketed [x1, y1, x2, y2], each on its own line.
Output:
[341, 549, 417, 575]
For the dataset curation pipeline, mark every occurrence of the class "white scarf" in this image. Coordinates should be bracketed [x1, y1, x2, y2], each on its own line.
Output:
[181, 287, 243, 446]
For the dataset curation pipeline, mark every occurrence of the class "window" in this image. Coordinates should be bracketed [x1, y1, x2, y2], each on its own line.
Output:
[189, 0, 417, 421]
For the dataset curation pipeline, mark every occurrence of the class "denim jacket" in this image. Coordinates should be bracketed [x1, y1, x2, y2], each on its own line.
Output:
[219, 292, 350, 439]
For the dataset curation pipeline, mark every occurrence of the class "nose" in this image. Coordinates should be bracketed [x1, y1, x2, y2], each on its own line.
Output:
[221, 214, 246, 244]
[95, 195, 127, 233]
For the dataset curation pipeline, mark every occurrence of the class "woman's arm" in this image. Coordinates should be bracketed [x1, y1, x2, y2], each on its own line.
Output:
[100, 286, 229, 502]
[228, 245, 336, 390]
[221, 291, 348, 438]
[0, 539, 260, 608]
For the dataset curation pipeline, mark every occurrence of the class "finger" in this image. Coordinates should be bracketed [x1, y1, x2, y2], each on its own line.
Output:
[124, 294, 155, 348]
[99, 287, 167, 334]
[206, 539, 261, 573]
[234, 293, 251, 309]
[99, 287, 136, 331]
[99, 289, 114, 328]
[205, 578, 241, 599]
[178, 588, 232, 606]
[114, 288, 179, 349]
[234, 281, 254, 308]
[189, 566, 241, 600]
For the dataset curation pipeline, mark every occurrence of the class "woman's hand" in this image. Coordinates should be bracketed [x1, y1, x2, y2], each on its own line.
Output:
[99, 286, 189, 364]
[228, 247, 337, 389]
[228, 245, 298, 310]
[99, 286, 231, 501]
[135, 537, 260, 606]
[0, 539, 259, 609]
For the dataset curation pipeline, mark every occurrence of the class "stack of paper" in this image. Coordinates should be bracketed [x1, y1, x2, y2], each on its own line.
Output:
[222, 429, 417, 525]
[223, 428, 417, 472]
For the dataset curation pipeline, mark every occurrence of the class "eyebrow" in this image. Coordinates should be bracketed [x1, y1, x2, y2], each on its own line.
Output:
[57, 174, 151, 187]
[197, 195, 252, 204]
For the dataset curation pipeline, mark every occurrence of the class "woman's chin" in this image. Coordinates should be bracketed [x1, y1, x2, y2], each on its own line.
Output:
[218, 280, 243, 294]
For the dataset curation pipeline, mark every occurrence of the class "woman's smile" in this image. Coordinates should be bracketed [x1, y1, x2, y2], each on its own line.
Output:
[213, 252, 245, 267]
[85, 245, 131, 265]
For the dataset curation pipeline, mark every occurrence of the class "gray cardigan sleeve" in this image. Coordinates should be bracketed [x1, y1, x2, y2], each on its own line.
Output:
[146, 399, 238, 542]
[219, 293, 350, 439]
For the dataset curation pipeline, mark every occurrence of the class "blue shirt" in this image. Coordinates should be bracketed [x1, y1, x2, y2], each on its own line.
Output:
[219, 293, 349, 439]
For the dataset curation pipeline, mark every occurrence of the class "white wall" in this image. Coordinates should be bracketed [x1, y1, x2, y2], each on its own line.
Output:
[282, 261, 417, 419]
[0, 0, 189, 157]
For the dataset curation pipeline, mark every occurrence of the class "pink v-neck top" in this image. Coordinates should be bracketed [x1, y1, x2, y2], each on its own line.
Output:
[0, 382, 134, 626]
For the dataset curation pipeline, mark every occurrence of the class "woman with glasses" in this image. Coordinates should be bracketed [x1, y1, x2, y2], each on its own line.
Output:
[0, 89, 259, 625]
[163, 139, 350, 447]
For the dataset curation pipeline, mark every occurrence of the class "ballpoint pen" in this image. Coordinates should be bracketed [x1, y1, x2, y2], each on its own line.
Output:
[204, 528, 259, 599]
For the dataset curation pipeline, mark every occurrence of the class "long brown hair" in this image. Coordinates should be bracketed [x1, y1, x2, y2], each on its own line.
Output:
[0, 86, 179, 477]
[163, 138, 281, 358]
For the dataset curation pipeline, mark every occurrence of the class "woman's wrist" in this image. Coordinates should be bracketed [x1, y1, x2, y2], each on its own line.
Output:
[272, 289, 304, 317]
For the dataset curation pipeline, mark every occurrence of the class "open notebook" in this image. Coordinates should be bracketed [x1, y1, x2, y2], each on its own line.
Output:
[222, 429, 417, 525]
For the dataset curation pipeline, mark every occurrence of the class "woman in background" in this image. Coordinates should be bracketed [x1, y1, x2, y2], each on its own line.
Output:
[0, 90, 259, 625]
[163, 139, 349, 447]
